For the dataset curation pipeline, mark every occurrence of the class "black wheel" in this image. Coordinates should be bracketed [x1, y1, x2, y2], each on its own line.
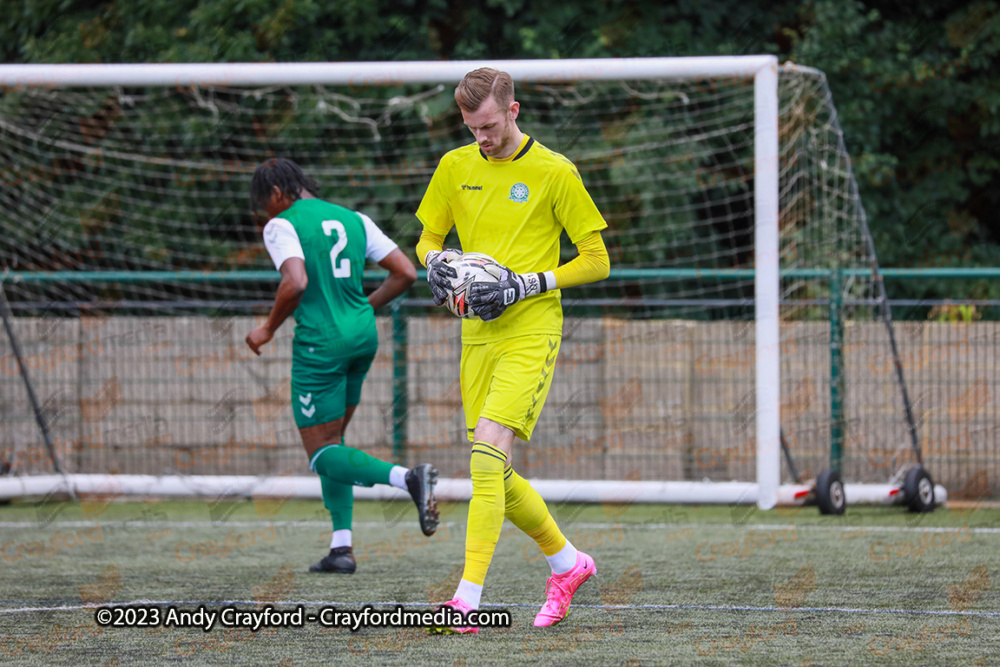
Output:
[816, 469, 846, 515]
[0, 455, 9, 505]
[904, 466, 935, 513]
[0, 459, 10, 504]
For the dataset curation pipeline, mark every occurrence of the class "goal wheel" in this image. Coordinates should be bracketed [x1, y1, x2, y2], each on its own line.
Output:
[0, 459, 8, 505]
[904, 466, 935, 513]
[816, 469, 846, 515]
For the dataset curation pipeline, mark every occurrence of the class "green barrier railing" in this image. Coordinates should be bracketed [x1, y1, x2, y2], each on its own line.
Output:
[7, 267, 1000, 283]
[3, 267, 997, 467]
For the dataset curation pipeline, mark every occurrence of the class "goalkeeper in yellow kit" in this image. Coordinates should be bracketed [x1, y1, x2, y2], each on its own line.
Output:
[415, 68, 611, 632]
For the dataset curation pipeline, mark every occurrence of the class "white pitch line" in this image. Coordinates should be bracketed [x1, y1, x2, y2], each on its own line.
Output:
[566, 522, 1000, 534]
[1, 599, 998, 618]
[752, 522, 1000, 534]
[0, 521, 367, 528]
[2, 520, 1000, 534]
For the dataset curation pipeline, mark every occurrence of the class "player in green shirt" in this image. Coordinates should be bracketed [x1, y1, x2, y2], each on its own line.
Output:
[246, 157, 438, 574]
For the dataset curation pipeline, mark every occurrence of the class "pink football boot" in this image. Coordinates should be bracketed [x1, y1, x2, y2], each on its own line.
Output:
[534, 551, 597, 627]
[429, 598, 480, 635]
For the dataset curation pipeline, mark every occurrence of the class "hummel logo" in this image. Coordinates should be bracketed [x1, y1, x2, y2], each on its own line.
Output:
[299, 393, 312, 406]
[301, 404, 316, 418]
[461, 185, 483, 191]
[264, 221, 280, 243]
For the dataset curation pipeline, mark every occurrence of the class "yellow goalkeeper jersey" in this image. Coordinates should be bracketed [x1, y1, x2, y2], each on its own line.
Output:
[416, 135, 607, 343]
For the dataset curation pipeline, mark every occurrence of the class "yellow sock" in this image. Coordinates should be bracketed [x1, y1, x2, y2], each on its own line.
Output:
[462, 442, 507, 586]
[504, 464, 567, 557]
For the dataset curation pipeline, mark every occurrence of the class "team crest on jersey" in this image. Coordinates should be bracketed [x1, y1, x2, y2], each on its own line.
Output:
[509, 183, 529, 203]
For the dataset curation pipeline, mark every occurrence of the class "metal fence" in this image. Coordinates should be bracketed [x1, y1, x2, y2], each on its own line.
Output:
[1, 269, 997, 498]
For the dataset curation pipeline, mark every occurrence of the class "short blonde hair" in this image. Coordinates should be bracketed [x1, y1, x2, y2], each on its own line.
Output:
[454, 68, 514, 113]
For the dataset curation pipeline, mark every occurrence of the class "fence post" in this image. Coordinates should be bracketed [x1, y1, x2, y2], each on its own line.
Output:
[829, 268, 845, 472]
[391, 300, 408, 466]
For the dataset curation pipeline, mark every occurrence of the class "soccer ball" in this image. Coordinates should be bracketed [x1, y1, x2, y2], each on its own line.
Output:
[444, 252, 504, 319]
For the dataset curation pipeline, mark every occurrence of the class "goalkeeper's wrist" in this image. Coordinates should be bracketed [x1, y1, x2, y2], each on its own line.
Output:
[522, 271, 557, 298]
[424, 250, 441, 267]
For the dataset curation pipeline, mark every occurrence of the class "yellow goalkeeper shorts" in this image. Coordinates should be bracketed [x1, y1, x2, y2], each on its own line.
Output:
[461, 334, 561, 442]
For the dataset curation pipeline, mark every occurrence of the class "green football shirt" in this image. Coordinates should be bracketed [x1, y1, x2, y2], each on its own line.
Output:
[262, 198, 397, 352]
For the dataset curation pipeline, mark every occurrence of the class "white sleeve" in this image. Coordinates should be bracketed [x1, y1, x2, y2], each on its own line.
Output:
[262, 218, 305, 270]
[358, 212, 398, 262]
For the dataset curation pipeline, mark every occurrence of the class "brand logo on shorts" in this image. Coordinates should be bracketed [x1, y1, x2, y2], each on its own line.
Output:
[509, 183, 529, 203]
[299, 393, 315, 418]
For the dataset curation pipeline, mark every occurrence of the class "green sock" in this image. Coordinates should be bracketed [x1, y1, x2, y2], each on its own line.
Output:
[311, 444, 394, 488]
[320, 474, 353, 531]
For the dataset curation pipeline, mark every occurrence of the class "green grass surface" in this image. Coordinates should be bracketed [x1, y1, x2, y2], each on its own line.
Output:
[1, 498, 998, 665]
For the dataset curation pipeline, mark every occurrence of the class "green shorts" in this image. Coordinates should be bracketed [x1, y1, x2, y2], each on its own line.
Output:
[290, 339, 378, 429]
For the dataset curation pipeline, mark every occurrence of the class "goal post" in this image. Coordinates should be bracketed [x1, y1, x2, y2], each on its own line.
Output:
[753, 60, 780, 510]
[0, 57, 934, 509]
[0, 56, 779, 87]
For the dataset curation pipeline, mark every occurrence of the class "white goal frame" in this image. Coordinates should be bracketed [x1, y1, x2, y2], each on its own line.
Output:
[0, 58, 942, 509]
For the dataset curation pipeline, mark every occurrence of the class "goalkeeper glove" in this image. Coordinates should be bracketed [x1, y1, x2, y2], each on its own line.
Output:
[425, 249, 462, 306]
[468, 265, 545, 322]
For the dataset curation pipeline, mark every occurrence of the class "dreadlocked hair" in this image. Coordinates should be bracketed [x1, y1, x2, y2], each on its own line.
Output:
[250, 157, 320, 210]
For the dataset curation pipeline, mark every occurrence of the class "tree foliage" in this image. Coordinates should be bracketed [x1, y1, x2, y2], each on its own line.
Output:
[2, 0, 997, 304]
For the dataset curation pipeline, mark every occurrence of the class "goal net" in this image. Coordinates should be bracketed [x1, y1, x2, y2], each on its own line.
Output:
[0, 59, 925, 508]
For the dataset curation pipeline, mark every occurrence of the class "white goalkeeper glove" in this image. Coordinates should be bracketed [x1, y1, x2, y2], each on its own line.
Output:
[425, 249, 463, 306]
[468, 265, 546, 322]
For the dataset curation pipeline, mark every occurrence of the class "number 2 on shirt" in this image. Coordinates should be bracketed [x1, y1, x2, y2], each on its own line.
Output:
[322, 220, 351, 278]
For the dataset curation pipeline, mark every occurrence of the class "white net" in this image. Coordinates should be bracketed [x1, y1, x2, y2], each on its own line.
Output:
[0, 65, 913, 491]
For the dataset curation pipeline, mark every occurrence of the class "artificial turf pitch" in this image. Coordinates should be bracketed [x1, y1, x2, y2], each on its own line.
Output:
[1, 497, 998, 665]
